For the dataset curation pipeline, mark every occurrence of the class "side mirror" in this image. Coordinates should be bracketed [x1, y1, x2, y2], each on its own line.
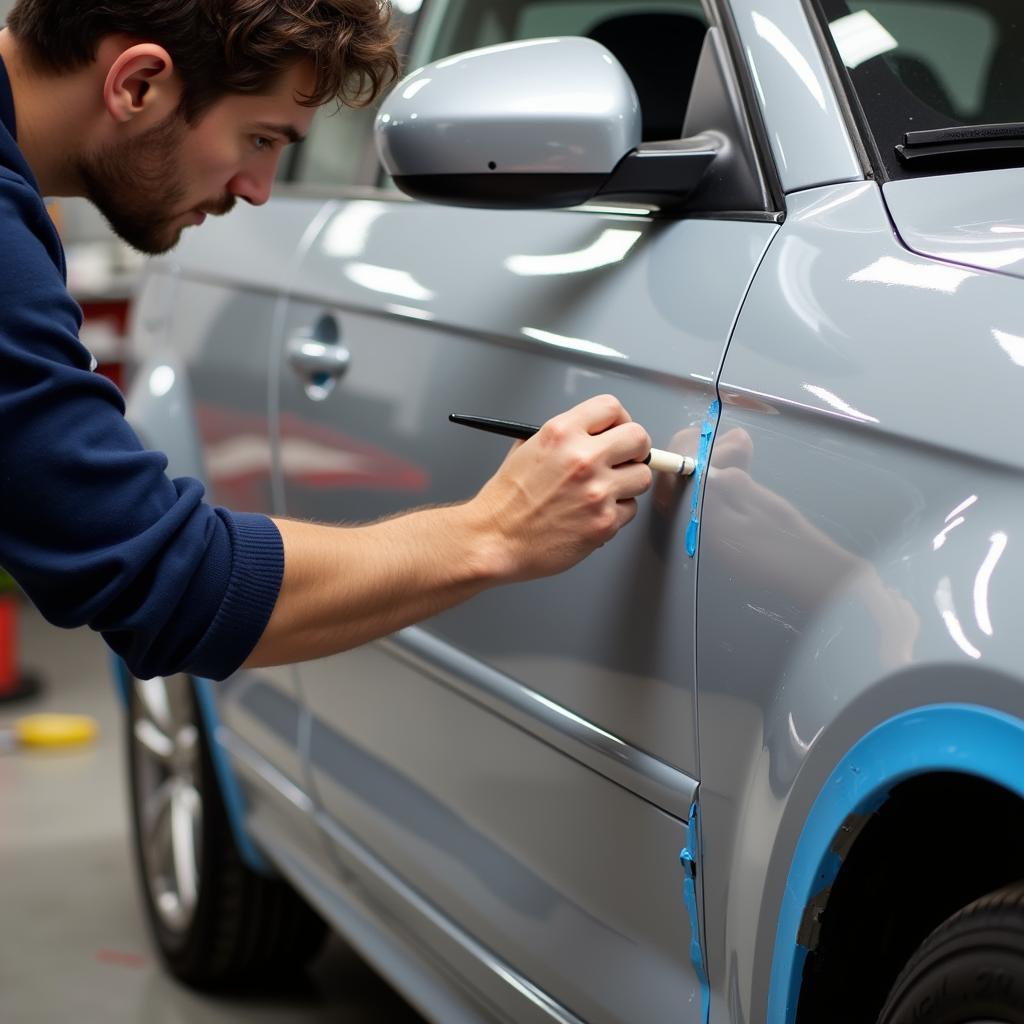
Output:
[376, 36, 720, 210]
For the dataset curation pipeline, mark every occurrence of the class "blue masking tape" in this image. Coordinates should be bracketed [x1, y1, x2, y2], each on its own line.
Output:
[769, 704, 1024, 1024]
[193, 677, 272, 875]
[681, 800, 711, 1023]
[686, 399, 721, 557]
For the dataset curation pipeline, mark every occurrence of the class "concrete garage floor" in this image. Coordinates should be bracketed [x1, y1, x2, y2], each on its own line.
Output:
[0, 604, 427, 1023]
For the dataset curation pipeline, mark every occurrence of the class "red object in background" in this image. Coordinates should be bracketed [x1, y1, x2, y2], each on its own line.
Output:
[0, 594, 18, 696]
[0, 593, 41, 703]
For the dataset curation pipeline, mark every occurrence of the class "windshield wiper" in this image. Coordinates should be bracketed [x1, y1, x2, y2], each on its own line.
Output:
[896, 122, 1024, 170]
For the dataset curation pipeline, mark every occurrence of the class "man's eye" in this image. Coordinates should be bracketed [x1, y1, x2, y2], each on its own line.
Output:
[253, 136, 275, 151]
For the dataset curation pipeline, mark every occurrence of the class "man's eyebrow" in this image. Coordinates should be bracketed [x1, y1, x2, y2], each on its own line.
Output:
[253, 122, 306, 145]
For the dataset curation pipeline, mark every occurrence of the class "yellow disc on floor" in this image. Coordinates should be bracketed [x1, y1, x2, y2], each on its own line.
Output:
[14, 714, 99, 748]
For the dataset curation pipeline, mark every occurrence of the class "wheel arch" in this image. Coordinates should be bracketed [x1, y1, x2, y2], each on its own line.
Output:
[767, 703, 1024, 1024]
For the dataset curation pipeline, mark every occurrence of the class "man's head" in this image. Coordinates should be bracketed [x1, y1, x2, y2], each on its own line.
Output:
[5, 0, 398, 253]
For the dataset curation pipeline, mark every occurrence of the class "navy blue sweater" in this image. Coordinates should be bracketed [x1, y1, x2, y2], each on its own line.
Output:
[0, 58, 284, 681]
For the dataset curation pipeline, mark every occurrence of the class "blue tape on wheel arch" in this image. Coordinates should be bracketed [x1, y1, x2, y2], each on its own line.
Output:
[192, 677, 272, 875]
[681, 800, 711, 1023]
[768, 704, 1024, 1024]
[686, 399, 721, 558]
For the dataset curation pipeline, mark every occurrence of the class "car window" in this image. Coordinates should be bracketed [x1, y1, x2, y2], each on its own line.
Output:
[814, 0, 1022, 179]
[282, 2, 422, 189]
[285, 105, 378, 188]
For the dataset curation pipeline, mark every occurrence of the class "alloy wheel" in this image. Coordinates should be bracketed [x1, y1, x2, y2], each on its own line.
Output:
[131, 675, 203, 935]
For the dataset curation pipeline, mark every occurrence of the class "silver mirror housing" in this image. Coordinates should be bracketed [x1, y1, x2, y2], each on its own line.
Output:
[376, 37, 642, 209]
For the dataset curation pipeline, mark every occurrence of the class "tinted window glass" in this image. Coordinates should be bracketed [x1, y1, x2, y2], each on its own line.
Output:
[284, 3, 421, 188]
[815, 0, 1023, 178]
[287, 106, 378, 188]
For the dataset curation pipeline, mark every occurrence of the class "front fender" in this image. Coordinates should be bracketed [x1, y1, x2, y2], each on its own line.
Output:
[695, 180, 1024, 1023]
[766, 702, 1024, 1023]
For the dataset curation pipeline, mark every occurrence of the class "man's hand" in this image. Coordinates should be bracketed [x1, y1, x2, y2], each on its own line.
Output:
[469, 394, 654, 582]
[244, 395, 653, 669]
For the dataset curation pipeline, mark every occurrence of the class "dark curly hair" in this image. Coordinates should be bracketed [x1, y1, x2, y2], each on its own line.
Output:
[7, 0, 400, 120]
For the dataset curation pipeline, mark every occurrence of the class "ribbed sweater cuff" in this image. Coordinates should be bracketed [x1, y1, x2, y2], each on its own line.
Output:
[185, 511, 284, 681]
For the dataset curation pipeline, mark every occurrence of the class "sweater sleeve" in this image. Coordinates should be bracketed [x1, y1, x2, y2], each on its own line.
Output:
[0, 175, 284, 680]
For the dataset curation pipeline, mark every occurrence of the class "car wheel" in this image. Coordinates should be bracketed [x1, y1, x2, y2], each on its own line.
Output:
[878, 880, 1024, 1024]
[128, 672, 326, 988]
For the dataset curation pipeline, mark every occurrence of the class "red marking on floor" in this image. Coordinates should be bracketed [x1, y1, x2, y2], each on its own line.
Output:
[96, 948, 147, 969]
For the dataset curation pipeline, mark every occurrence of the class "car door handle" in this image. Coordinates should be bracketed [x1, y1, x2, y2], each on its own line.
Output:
[286, 316, 350, 401]
[286, 336, 351, 378]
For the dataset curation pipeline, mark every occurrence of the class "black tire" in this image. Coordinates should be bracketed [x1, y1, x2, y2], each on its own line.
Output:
[127, 673, 326, 990]
[878, 880, 1024, 1024]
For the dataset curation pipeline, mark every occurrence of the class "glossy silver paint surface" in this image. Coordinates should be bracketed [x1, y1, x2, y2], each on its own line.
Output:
[698, 180, 1024, 1021]
[884, 167, 1024, 280]
[382, 627, 698, 820]
[729, 0, 862, 192]
[121, 1, 1024, 1022]
[275, 194, 774, 1023]
[377, 37, 641, 177]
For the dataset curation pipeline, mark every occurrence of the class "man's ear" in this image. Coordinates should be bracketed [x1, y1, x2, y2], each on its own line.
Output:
[102, 43, 178, 124]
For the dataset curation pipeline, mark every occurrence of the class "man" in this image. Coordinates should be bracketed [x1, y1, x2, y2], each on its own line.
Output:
[0, 0, 653, 681]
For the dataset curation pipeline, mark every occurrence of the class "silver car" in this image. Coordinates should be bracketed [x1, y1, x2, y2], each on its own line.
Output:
[113, 0, 1024, 1021]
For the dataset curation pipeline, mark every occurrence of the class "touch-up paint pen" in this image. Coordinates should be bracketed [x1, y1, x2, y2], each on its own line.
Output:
[449, 414, 697, 476]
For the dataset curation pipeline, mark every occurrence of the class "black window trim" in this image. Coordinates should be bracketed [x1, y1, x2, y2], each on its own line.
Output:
[706, 0, 787, 216]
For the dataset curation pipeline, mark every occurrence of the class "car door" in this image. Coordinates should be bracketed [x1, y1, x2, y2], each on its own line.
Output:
[134, 197, 338, 868]
[274, 1, 780, 1021]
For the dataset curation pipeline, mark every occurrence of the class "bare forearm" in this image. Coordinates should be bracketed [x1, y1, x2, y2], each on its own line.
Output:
[243, 504, 502, 669]
[242, 395, 654, 671]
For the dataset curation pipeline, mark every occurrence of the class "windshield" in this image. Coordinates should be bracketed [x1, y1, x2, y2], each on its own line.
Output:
[813, 0, 1024, 178]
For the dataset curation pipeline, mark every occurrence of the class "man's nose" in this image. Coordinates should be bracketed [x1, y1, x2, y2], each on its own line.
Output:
[228, 165, 276, 207]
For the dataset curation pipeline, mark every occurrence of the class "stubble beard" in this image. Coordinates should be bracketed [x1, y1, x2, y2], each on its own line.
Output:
[77, 112, 232, 256]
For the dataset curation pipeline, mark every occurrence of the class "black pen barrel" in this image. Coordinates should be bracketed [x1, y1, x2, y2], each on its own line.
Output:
[448, 414, 539, 441]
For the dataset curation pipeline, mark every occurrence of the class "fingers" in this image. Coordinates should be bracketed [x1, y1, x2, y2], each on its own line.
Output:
[541, 399, 648, 465]
[602, 421, 652, 467]
[478, 395, 660, 579]
[589, 464, 649, 546]
[615, 498, 639, 531]
[535, 391, 651, 508]
[556, 394, 632, 436]
[610, 460, 653, 500]
[588, 494, 640, 548]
